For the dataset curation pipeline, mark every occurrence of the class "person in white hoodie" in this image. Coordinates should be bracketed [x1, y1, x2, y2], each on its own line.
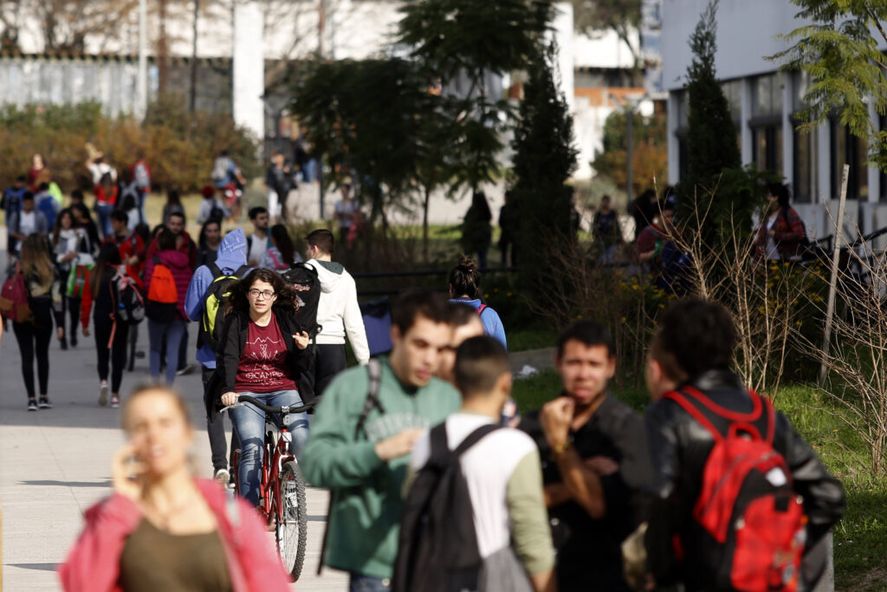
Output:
[305, 228, 370, 397]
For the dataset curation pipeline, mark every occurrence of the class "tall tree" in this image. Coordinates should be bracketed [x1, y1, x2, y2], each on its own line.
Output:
[678, 0, 756, 248]
[512, 40, 578, 299]
[774, 0, 887, 170]
[291, 58, 426, 231]
[397, 0, 554, 192]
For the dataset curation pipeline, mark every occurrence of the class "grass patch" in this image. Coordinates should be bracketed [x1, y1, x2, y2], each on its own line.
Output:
[512, 375, 887, 588]
[508, 327, 558, 353]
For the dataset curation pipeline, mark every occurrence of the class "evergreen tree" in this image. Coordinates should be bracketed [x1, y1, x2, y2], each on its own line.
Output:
[678, 0, 755, 248]
[512, 41, 578, 299]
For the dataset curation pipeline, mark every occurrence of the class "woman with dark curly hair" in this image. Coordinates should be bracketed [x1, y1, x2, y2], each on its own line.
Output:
[448, 255, 507, 348]
[218, 268, 311, 506]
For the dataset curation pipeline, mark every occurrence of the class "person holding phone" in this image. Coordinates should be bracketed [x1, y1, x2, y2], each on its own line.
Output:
[218, 268, 311, 507]
[59, 385, 291, 591]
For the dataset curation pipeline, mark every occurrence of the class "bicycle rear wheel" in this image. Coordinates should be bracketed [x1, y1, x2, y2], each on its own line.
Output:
[276, 460, 308, 581]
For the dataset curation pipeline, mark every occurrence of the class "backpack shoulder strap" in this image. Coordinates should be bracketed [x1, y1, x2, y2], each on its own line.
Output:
[664, 387, 770, 443]
[354, 358, 386, 439]
[208, 261, 222, 278]
[662, 390, 724, 443]
[453, 423, 502, 457]
[234, 264, 250, 278]
[477, 303, 488, 316]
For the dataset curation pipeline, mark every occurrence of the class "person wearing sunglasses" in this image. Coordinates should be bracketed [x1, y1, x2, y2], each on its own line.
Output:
[218, 268, 311, 506]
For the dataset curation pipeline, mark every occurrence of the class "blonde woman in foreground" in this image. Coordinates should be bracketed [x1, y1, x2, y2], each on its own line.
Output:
[59, 385, 291, 592]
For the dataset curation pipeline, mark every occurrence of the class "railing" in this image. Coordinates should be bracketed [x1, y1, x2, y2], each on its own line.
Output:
[353, 267, 518, 297]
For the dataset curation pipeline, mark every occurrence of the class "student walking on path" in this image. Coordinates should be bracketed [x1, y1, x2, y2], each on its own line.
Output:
[7, 234, 62, 411]
[144, 228, 193, 385]
[59, 385, 291, 592]
[185, 228, 249, 483]
[80, 245, 130, 408]
[304, 228, 370, 399]
[406, 336, 556, 592]
[302, 290, 460, 592]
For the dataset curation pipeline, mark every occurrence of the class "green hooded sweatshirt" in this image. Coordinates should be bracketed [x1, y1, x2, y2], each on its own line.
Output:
[302, 358, 460, 579]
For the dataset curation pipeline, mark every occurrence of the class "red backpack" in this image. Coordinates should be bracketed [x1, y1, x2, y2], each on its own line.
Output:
[0, 273, 32, 323]
[663, 387, 807, 591]
[147, 260, 177, 304]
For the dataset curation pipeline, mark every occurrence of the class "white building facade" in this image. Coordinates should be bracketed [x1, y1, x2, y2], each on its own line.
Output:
[662, 0, 887, 243]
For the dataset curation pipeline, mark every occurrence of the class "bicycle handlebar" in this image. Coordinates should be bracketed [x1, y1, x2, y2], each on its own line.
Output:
[219, 394, 314, 416]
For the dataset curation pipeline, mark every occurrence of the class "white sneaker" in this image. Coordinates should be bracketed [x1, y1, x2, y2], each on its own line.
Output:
[98, 382, 109, 407]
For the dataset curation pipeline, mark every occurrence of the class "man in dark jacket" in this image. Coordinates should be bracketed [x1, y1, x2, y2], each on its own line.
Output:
[642, 298, 846, 591]
[519, 321, 649, 592]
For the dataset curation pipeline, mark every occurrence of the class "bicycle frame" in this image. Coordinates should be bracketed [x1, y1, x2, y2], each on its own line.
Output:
[258, 421, 295, 524]
[220, 394, 313, 581]
[221, 395, 312, 523]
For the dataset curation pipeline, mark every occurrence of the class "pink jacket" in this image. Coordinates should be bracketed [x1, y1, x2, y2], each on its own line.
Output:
[58, 479, 291, 592]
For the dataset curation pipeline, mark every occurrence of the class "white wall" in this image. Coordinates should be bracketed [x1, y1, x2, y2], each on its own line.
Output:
[661, 0, 804, 90]
[232, 2, 264, 141]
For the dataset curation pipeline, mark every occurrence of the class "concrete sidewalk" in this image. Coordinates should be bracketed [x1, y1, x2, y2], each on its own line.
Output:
[0, 318, 348, 590]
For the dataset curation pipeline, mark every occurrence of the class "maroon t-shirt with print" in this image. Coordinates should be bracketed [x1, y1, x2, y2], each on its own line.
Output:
[234, 315, 298, 393]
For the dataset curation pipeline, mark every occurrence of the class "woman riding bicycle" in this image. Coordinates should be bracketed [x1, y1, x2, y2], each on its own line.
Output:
[60, 385, 291, 591]
[219, 268, 311, 506]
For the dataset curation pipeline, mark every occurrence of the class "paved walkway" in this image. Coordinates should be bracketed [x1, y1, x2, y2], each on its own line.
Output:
[0, 319, 348, 590]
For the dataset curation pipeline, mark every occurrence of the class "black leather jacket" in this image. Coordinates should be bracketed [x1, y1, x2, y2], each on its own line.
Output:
[643, 370, 846, 590]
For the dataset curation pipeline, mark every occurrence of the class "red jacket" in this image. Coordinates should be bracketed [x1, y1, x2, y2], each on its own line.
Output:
[58, 479, 291, 592]
[115, 232, 146, 289]
[755, 206, 806, 259]
[94, 184, 118, 207]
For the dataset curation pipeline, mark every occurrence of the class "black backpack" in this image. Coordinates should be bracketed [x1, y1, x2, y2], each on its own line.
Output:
[112, 272, 146, 326]
[281, 262, 321, 336]
[199, 262, 250, 351]
[391, 422, 502, 592]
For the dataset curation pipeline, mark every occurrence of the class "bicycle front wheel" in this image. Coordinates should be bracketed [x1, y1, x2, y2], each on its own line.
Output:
[276, 460, 308, 581]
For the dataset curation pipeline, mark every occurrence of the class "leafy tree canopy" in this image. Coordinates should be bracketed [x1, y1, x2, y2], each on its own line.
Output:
[773, 0, 887, 170]
[397, 0, 553, 85]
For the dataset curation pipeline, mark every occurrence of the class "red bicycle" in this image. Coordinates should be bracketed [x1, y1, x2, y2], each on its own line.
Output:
[222, 395, 312, 581]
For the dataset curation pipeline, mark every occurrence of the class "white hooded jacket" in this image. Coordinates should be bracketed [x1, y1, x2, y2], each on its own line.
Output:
[308, 258, 371, 365]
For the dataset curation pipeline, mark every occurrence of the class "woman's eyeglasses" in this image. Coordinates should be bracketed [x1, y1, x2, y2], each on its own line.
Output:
[248, 289, 276, 300]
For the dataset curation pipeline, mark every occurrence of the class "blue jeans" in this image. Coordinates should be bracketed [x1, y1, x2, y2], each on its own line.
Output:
[95, 202, 114, 238]
[136, 188, 146, 225]
[147, 318, 185, 384]
[230, 390, 310, 506]
[349, 574, 390, 592]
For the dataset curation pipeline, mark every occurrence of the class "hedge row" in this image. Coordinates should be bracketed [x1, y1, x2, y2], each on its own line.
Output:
[0, 96, 260, 194]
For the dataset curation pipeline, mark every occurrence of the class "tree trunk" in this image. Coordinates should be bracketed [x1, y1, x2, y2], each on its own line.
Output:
[157, 0, 169, 94]
[189, 0, 199, 113]
[422, 185, 431, 263]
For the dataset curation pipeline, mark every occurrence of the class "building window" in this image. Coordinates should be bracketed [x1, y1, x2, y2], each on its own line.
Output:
[750, 73, 782, 175]
[721, 79, 742, 153]
[830, 118, 868, 200]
